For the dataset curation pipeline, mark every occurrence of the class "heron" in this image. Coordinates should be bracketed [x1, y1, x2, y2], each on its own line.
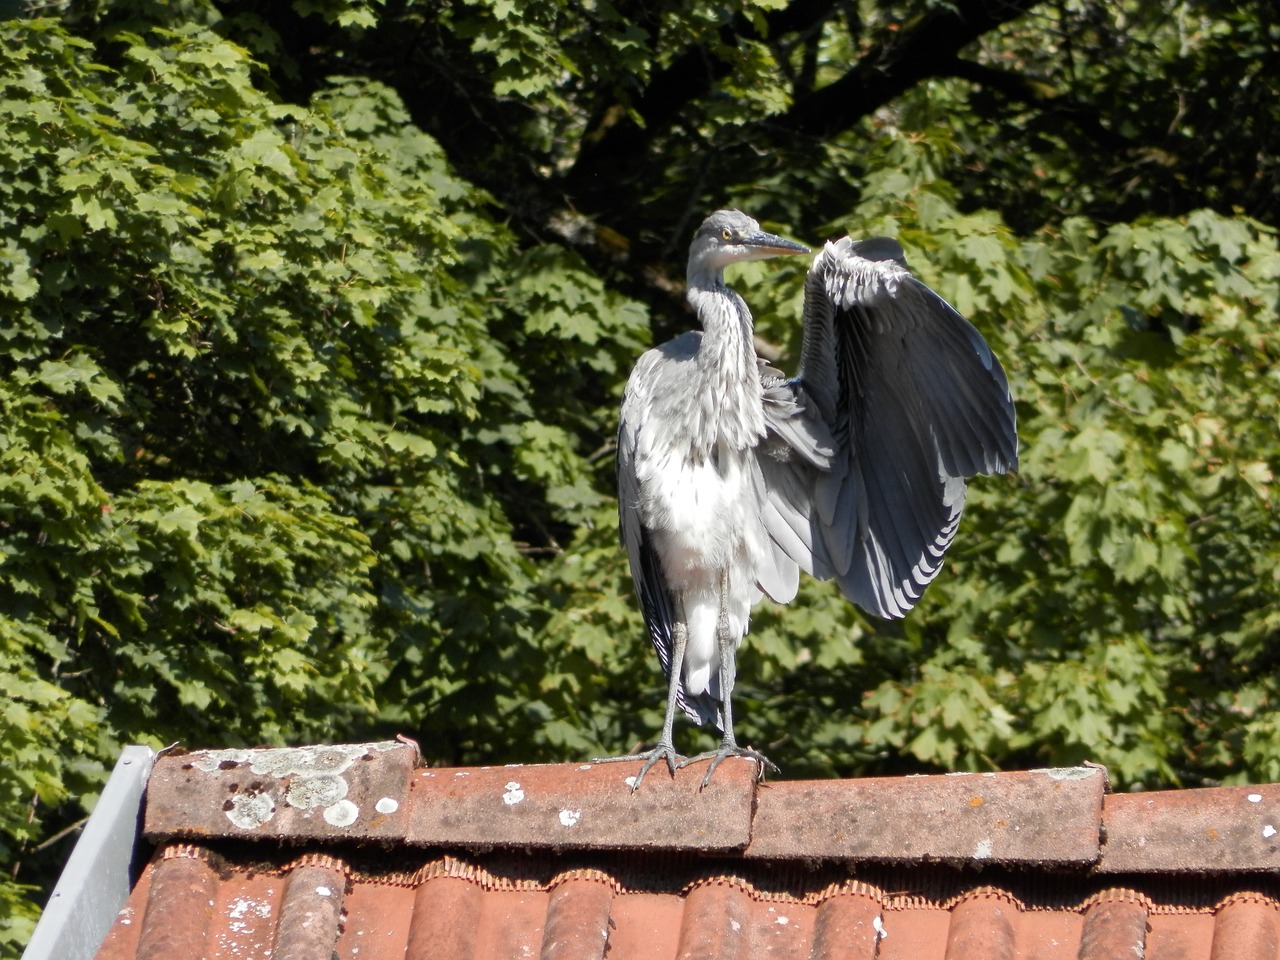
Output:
[605, 209, 1017, 788]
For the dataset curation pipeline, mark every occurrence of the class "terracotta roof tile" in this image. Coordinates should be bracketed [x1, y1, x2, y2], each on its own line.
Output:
[1148, 914, 1216, 960]
[1211, 894, 1280, 960]
[1078, 891, 1150, 959]
[95, 846, 1280, 960]
[1100, 784, 1280, 873]
[273, 858, 347, 960]
[144, 742, 761, 852]
[142, 741, 418, 842]
[808, 886, 882, 957]
[944, 889, 1018, 960]
[132, 851, 215, 960]
[746, 767, 1104, 863]
[77, 742, 1280, 960]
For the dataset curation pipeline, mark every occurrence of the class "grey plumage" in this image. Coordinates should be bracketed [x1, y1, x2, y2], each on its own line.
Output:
[607, 210, 1017, 787]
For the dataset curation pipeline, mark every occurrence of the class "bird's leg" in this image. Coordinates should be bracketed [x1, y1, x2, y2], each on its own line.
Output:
[592, 620, 688, 790]
[643, 618, 689, 780]
[679, 570, 779, 787]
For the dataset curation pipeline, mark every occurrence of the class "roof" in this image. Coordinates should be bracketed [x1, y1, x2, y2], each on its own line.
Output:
[37, 740, 1280, 960]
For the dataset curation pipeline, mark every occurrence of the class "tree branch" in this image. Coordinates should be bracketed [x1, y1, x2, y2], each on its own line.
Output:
[563, 0, 835, 206]
[563, 0, 1046, 230]
[946, 57, 1133, 153]
[778, 0, 1046, 139]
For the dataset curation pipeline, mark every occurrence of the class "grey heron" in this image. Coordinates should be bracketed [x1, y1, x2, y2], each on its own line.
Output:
[606, 209, 1017, 788]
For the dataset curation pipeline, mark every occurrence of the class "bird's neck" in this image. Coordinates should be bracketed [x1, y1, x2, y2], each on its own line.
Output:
[686, 275, 765, 451]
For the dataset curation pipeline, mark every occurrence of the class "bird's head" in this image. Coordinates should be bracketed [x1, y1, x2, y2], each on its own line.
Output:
[687, 209, 809, 282]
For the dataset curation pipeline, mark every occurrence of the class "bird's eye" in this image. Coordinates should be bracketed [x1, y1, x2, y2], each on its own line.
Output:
[721, 228, 733, 241]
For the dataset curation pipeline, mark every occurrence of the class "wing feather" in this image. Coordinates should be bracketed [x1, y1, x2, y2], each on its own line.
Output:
[755, 367, 838, 583]
[771, 235, 1018, 619]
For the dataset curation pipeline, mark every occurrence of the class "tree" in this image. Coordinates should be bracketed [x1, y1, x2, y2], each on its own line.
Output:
[1, 1, 1277, 951]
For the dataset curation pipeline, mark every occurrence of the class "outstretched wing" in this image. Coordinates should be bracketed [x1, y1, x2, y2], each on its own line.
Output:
[617, 350, 721, 727]
[758, 236, 1017, 618]
[753, 363, 838, 598]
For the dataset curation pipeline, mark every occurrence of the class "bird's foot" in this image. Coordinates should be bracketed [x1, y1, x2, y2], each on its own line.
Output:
[679, 743, 779, 788]
[591, 742, 685, 790]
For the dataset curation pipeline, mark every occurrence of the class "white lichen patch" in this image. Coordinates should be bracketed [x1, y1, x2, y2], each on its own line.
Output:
[375, 797, 399, 814]
[285, 774, 348, 811]
[873, 915, 888, 940]
[323, 799, 360, 827]
[559, 809, 581, 827]
[226, 792, 276, 829]
[1249, 794, 1263, 803]
[192, 748, 253, 773]
[503, 781, 525, 805]
[194, 742, 407, 834]
[316, 886, 333, 897]
[1264, 824, 1277, 839]
[193, 742, 395, 778]
[974, 838, 994, 859]
[1034, 767, 1099, 782]
[228, 897, 271, 921]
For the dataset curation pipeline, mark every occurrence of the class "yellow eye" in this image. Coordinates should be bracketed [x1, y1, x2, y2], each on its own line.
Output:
[721, 228, 733, 241]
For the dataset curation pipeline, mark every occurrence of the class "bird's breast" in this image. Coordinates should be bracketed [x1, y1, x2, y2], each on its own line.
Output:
[635, 439, 768, 587]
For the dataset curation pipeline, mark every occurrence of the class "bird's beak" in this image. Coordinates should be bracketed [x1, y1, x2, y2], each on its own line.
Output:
[742, 230, 810, 258]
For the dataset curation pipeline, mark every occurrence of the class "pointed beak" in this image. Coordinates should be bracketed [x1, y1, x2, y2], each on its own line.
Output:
[742, 230, 810, 258]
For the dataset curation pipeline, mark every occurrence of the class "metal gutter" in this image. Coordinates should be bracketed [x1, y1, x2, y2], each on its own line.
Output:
[22, 745, 155, 960]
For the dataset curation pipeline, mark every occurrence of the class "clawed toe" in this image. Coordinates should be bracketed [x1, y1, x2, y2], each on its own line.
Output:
[592, 743, 685, 790]
[679, 744, 779, 787]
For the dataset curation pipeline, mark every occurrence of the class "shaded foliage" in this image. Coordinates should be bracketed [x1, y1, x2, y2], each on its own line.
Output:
[1, 1, 1278, 952]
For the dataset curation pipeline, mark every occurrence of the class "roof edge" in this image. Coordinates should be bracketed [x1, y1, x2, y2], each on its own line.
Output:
[22, 745, 155, 960]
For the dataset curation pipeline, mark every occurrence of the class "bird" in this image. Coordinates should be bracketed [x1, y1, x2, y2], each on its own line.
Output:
[604, 209, 1017, 788]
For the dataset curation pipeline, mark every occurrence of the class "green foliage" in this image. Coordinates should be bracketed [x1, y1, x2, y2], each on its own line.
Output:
[820, 132, 1280, 786]
[895, 1, 1280, 228]
[569, 127, 1279, 787]
[2, 2, 1279, 953]
[0, 16, 646, 946]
